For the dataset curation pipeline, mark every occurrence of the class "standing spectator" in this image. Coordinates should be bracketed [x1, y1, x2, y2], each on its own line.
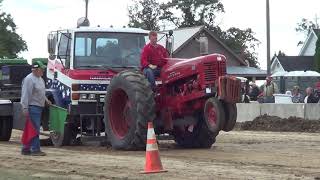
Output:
[249, 82, 260, 101]
[291, 86, 303, 103]
[140, 31, 168, 90]
[259, 76, 278, 103]
[20, 61, 51, 156]
[304, 87, 319, 103]
[314, 81, 320, 100]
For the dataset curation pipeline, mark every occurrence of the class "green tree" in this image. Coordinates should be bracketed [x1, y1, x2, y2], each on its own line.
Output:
[277, 50, 286, 57]
[161, 0, 259, 67]
[217, 27, 260, 67]
[0, 0, 27, 59]
[315, 35, 320, 72]
[128, 0, 260, 67]
[161, 0, 224, 28]
[296, 18, 319, 36]
[128, 0, 162, 31]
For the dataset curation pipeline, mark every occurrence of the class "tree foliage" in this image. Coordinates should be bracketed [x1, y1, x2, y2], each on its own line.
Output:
[128, 0, 260, 67]
[213, 27, 260, 67]
[296, 18, 319, 36]
[161, 0, 224, 28]
[0, 0, 27, 59]
[128, 0, 162, 31]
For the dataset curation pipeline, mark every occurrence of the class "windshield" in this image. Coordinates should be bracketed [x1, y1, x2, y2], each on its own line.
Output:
[74, 32, 147, 69]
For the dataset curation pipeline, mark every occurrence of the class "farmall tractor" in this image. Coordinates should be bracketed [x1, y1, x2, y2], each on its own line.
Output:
[45, 21, 240, 150]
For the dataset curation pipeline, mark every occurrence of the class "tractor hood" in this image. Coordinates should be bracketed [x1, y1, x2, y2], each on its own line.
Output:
[161, 54, 227, 84]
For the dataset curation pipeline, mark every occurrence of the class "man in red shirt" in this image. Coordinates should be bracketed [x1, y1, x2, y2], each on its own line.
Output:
[141, 31, 168, 89]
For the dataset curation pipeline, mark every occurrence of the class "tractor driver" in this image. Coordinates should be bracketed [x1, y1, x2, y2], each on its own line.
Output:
[141, 31, 168, 90]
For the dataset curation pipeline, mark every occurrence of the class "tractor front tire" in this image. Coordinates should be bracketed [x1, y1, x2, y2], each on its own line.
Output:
[0, 116, 13, 141]
[173, 98, 225, 148]
[104, 70, 155, 150]
[222, 102, 237, 132]
[173, 114, 218, 148]
[50, 121, 77, 147]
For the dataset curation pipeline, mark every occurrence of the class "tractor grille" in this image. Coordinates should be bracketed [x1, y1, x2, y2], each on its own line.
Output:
[218, 61, 226, 76]
[203, 60, 226, 82]
[203, 62, 216, 82]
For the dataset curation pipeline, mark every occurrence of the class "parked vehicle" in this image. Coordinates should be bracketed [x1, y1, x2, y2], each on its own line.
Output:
[0, 59, 31, 141]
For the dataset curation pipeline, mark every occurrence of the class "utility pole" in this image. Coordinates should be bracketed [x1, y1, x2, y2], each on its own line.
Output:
[266, 0, 271, 75]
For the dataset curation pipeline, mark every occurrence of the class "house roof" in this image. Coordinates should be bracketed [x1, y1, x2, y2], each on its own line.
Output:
[158, 26, 203, 52]
[158, 26, 247, 66]
[276, 56, 314, 71]
[299, 29, 319, 55]
[227, 66, 267, 77]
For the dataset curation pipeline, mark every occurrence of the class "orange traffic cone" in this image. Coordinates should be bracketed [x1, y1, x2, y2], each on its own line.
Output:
[141, 122, 167, 174]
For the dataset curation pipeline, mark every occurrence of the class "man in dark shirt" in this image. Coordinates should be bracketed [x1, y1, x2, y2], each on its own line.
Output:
[249, 83, 260, 101]
[140, 31, 168, 89]
[304, 87, 319, 103]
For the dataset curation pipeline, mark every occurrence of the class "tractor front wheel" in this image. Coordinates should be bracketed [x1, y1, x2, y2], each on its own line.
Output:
[222, 102, 237, 132]
[104, 70, 155, 150]
[173, 98, 225, 148]
[50, 119, 77, 147]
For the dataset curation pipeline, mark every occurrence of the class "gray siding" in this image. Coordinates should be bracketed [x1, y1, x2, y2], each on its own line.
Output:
[173, 31, 242, 66]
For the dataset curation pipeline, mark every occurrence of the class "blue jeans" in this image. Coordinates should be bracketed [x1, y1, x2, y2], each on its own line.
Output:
[22, 106, 43, 152]
[143, 68, 161, 89]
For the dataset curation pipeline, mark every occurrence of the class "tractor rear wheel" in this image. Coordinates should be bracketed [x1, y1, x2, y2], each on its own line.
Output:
[104, 70, 155, 150]
[0, 116, 13, 141]
[173, 98, 225, 148]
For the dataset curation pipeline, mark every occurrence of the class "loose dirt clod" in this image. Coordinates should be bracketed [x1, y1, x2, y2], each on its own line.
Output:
[237, 114, 320, 133]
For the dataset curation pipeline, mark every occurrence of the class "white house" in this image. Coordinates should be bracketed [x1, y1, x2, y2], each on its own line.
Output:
[271, 56, 314, 74]
[299, 29, 320, 56]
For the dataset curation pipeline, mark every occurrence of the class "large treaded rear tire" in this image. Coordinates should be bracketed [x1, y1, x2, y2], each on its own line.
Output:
[104, 70, 155, 150]
[0, 116, 13, 141]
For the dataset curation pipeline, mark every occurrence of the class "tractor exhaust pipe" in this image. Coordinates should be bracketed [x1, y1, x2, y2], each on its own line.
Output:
[166, 30, 174, 57]
[77, 0, 90, 28]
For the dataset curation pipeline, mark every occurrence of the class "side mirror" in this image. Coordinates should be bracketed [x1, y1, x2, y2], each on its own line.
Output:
[47, 33, 57, 55]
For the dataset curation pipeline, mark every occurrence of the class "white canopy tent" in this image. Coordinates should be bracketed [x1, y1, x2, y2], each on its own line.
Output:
[272, 71, 320, 77]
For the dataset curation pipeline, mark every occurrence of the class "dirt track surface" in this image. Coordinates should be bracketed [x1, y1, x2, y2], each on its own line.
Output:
[0, 130, 320, 180]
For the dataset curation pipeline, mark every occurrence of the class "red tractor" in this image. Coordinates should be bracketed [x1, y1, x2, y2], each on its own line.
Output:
[105, 53, 240, 150]
[44, 17, 240, 149]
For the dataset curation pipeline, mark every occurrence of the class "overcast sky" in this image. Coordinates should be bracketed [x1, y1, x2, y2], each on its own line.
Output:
[2, 0, 320, 69]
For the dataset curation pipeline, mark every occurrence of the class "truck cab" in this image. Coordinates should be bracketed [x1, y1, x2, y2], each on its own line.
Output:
[46, 27, 149, 146]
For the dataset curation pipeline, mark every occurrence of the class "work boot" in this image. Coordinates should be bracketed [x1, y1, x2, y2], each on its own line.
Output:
[30, 151, 46, 156]
[21, 149, 31, 155]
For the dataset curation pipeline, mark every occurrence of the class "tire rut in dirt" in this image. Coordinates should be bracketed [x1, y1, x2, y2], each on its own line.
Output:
[105, 70, 155, 150]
